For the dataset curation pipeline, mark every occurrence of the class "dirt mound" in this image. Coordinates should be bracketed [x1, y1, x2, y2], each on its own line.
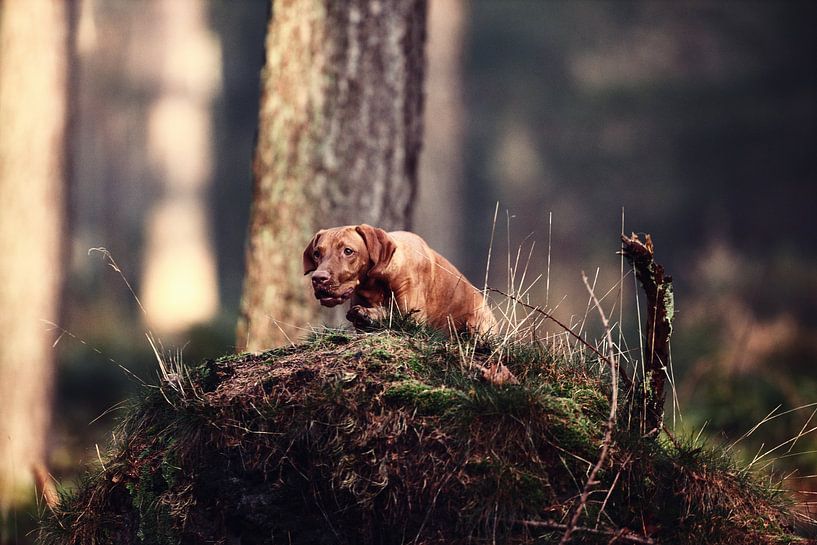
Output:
[40, 327, 803, 544]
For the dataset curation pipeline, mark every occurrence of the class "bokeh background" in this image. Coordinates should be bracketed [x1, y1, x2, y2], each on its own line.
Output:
[2, 0, 816, 538]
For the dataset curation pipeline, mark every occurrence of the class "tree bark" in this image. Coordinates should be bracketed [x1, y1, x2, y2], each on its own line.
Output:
[621, 233, 674, 436]
[237, 0, 427, 351]
[0, 0, 68, 508]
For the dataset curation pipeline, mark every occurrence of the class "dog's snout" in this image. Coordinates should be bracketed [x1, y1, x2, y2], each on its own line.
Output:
[311, 270, 331, 285]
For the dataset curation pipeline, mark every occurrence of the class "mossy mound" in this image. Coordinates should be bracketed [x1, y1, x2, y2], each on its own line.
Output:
[40, 327, 804, 544]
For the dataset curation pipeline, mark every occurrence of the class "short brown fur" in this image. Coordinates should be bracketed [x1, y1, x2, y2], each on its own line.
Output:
[303, 224, 497, 335]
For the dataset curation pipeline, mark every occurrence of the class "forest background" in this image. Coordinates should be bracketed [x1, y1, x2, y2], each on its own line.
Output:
[0, 0, 815, 540]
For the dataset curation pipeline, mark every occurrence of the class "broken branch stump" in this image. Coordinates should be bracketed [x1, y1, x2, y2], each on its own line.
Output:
[621, 233, 674, 436]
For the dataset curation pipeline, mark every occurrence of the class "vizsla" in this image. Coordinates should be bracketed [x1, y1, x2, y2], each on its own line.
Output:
[303, 224, 497, 335]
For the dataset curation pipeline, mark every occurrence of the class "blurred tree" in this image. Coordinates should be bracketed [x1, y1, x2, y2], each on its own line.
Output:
[139, 0, 221, 335]
[415, 0, 466, 266]
[0, 0, 69, 510]
[236, 0, 427, 351]
[207, 1, 267, 311]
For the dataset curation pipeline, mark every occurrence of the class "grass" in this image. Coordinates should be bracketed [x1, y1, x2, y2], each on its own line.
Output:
[37, 324, 807, 545]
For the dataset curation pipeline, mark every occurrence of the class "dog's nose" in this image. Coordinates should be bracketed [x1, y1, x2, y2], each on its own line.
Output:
[312, 270, 331, 286]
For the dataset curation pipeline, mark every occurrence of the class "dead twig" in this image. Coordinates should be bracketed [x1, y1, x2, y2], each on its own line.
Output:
[559, 272, 621, 545]
[516, 519, 654, 544]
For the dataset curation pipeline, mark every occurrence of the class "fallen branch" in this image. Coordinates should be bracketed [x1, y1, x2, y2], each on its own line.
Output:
[620, 233, 674, 436]
[516, 519, 655, 544]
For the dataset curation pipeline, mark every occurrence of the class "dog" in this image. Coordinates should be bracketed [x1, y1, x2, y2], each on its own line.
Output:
[303, 224, 497, 335]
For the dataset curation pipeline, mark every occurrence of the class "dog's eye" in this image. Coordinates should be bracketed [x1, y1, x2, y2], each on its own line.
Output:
[343, 247, 354, 256]
[312, 250, 320, 260]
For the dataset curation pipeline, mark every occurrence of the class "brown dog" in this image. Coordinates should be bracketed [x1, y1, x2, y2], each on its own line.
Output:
[303, 224, 497, 335]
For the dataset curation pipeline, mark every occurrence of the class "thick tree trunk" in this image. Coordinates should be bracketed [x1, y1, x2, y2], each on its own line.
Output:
[237, 0, 427, 351]
[0, 0, 68, 508]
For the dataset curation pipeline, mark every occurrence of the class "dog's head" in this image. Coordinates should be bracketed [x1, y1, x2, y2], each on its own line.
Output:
[303, 224, 396, 307]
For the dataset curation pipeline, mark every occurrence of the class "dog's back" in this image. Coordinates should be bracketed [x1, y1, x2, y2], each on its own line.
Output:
[388, 231, 497, 335]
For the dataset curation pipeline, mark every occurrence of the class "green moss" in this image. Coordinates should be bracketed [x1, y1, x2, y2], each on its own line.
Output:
[385, 379, 464, 415]
[160, 447, 181, 489]
[540, 394, 599, 453]
[510, 470, 552, 506]
[324, 331, 352, 345]
[406, 356, 425, 372]
[569, 386, 609, 416]
[369, 348, 392, 361]
[663, 282, 675, 329]
[128, 463, 174, 545]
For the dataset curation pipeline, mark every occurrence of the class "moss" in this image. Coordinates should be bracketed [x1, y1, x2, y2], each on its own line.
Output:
[384, 379, 463, 415]
[568, 386, 609, 416]
[368, 347, 392, 361]
[548, 417, 598, 454]
[475, 462, 551, 507]
[160, 447, 181, 489]
[405, 355, 425, 373]
[128, 463, 174, 544]
[322, 331, 353, 345]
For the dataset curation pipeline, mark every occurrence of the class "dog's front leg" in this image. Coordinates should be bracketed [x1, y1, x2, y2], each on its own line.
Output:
[346, 304, 388, 331]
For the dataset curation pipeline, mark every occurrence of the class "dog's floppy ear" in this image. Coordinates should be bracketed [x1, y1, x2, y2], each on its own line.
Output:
[355, 224, 396, 279]
[302, 230, 324, 275]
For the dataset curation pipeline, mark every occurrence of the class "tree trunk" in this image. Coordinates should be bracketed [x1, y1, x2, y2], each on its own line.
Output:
[0, 0, 68, 509]
[139, 0, 221, 336]
[415, 0, 466, 267]
[237, 0, 427, 351]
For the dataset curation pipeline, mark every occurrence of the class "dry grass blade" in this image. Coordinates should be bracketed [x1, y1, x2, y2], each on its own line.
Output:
[482, 201, 500, 302]
[43, 320, 146, 387]
[88, 247, 147, 317]
[788, 407, 817, 454]
[488, 287, 633, 390]
[558, 272, 620, 545]
[726, 402, 817, 452]
[749, 424, 817, 468]
[546, 211, 552, 308]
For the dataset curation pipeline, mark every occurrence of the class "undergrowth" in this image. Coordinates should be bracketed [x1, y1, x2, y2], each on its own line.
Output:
[38, 325, 806, 544]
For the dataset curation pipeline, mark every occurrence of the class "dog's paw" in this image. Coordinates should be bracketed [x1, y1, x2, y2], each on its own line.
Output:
[347, 305, 375, 331]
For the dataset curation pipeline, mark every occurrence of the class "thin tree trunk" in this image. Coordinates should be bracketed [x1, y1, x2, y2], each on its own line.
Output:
[140, 0, 221, 335]
[237, 0, 427, 351]
[0, 0, 68, 509]
[415, 0, 466, 266]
